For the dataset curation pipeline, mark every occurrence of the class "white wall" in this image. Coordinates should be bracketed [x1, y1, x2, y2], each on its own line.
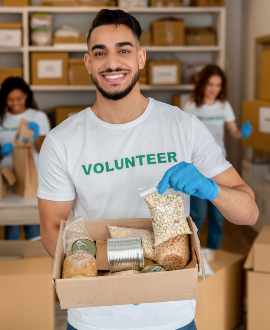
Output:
[242, 0, 270, 99]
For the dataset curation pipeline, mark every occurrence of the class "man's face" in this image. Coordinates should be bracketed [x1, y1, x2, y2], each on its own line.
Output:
[84, 24, 145, 101]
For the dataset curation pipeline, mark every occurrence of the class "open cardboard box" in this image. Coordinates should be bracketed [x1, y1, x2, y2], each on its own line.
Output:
[53, 217, 206, 309]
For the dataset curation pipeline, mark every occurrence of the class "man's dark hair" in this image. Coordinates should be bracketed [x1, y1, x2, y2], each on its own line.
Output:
[87, 9, 141, 46]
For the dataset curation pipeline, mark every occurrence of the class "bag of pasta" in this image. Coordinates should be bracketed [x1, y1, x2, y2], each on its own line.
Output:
[139, 182, 192, 270]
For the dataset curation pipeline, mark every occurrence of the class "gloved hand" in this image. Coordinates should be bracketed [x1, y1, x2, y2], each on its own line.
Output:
[0, 143, 13, 157]
[27, 122, 40, 140]
[241, 120, 253, 139]
[158, 162, 219, 201]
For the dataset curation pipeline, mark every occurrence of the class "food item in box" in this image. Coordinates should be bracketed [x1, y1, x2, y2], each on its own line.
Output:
[104, 270, 141, 276]
[108, 226, 156, 261]
[156, 234, 190, 270]
[62, 250, 97, 278]
[63, 216, 95, 255]
[139, 182, 192, 246]
[141, 264, 166, 273]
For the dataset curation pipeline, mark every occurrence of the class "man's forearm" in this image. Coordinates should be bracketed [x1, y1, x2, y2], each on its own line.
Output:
[212, 183, 259, 226]
[40, 224, 60, 258]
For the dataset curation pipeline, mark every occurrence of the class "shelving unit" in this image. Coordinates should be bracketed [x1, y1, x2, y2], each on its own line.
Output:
[0, 5, 226, 108]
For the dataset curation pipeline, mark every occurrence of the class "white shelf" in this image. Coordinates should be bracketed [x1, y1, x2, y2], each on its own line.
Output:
[27, 45, 221, 52]
[30, 84, 194, 91]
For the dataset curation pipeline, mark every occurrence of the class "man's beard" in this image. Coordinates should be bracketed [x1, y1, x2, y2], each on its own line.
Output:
[91, 69, 140, 101]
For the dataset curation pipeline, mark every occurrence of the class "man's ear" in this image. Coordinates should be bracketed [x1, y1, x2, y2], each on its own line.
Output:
[138, 47, 146, 70]
[84, 53, 91, 74]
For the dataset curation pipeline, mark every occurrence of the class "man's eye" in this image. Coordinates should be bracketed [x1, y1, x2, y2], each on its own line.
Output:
[95, 52, 105, 56]
[120, 50, 129, 54]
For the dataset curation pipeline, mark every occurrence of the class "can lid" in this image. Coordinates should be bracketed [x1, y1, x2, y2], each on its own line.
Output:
[140, 264, 166, 273]
[72, 239, 97, 257]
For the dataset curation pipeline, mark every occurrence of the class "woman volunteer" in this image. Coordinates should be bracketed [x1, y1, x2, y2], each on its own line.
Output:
[184, 64, 253, 250]
[0, 77, 50, 240]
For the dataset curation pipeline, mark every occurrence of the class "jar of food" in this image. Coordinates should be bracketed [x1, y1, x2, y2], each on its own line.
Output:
[107, 236, 144, 273]
[62, 250, 97, 279]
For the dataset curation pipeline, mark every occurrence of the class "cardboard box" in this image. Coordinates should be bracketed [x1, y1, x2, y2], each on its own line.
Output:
[242, 100, 270, 151]
[195, 250, 245, 330]
[260, 50, 270, 100]
[68, 58, 93, 85]
[185, 26, 216, 46]
[44, 106, 86, 127]
[0, 166, 16, 201]
[42, 0, 116, 6]
[2, 0, 29, 5]
[148, 60, 181, 85]
[140, 31, 151, 46]
[0, 67, 23, 85]
[244, 227, 270, 329]
[191, 0, 224, 5]
[54, 36, 87, 44]
[152, 18, 185, 46]
[0, 241, 54, 330]
[150, 0, 181, 6]
[53, 217, 206, 309]
[241, 159, 269, 186]
[0, 23, 22, 48]
[31, 52, 68, 85]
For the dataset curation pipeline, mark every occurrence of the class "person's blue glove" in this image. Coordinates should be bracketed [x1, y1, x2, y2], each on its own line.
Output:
[241, 120, 253, 139]
[0, 143, 13, 157]
[158, 162, 218, 201]
[27, 122, 40, 140]
[134, 304, 139, 306]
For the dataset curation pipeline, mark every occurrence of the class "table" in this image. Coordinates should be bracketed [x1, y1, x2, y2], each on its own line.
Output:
[0, 191, 39, 226]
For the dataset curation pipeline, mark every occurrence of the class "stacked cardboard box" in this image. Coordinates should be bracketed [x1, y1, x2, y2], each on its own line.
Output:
[150, 0, 181, 6]
[244, 227, 270, 330]
[0, 241, 54, 329]
[148, 60, 181, 85]
[0, 23, 22, 47]
[152, 18, 185, 46]
[185, 26, 216, 46]
[44, 105, 86, 127]
[68, 58, 93, 85]
[0, 67, 23, 85]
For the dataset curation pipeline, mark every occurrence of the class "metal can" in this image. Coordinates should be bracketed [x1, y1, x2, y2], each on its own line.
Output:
[141, 264, 166, 273]
[71, 238, 97, 257]
[62, 250, 97, 279]
[107, 236, 144, 273]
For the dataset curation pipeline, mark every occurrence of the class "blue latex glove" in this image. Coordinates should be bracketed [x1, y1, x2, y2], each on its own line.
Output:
[158, 162, 218, 201]
[241, 120, 253, 139]
[27, 122, 40, 140]
[0, 143, 13, 157]
[134, 304, 139, 306]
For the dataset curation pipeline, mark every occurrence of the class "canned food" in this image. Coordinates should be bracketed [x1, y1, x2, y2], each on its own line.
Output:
[62, 250, 97, 279]
[141, 264, 166, 273]
[107, 236, 144, 273]
[71, 238, 97, 257]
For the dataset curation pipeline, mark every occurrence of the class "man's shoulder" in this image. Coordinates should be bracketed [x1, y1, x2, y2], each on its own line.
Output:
[48, 107, 89, 140]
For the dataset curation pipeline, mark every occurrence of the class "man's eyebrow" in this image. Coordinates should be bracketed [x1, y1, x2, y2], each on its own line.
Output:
[91, 44, 106, 52]
[115, 42, 134, 48]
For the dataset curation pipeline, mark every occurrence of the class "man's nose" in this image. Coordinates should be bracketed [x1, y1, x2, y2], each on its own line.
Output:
[104, 53, 122, 71]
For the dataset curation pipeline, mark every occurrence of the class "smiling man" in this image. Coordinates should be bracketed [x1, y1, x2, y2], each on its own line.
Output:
[38, 9, 258, 330]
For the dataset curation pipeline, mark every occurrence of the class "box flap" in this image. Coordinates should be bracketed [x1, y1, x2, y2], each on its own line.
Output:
[52, 220, 66, 283]
[243, 245, 254, 269]
[188, 216, 206, 284]
[1, 165, 16, 185]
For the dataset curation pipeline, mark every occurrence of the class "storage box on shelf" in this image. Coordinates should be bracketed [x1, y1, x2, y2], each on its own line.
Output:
[148, 60, 181, 85]
[140, 31, 151, 46]
[139, 62, 148, 85]
[44, 105, 86, 127]
[244, 227, 270, 330]
[152, 18, 185, 46]
[68, 58, 93, 85]
[150, 0, 181, 6]
[2, 0, 29, 5]
[0, 68, 23, 85]
[260, 49, 270, 100]
[0, 23, 22, 48]
[0, 241, 54, 330]
[31, 52, 69, 85]
[185, 26, 216, 46]
[191, 0, 224, 5]
[54, 217, 205, 309]
[195, 250, 245, 330]
[54, 36, 87, 44]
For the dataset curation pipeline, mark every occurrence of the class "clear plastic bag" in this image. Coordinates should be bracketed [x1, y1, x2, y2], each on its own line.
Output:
[155, 234, 190, 271]
[139, 182, 192, 247]
[62, 216, 92, 255]
[108, 226, 156, 261]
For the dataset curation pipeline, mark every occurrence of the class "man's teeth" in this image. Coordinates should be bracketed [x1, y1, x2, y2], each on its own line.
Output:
[105, 74, 125, 79]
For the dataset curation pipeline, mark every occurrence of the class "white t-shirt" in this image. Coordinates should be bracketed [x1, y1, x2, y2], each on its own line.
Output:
[0, 108, 51, 172]
[184, 100, 236, 158]
[38, 98, 231, 330]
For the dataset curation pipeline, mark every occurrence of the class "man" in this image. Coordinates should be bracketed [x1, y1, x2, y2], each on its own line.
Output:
[38, 9, 258, 330]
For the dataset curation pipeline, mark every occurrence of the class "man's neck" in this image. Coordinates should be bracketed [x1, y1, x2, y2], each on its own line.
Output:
[91, 85, 149, 124]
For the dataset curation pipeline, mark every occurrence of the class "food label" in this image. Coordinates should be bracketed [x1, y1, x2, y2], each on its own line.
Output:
[37, 59, 63, 79]
[259, 107, 270, 133]
[152, 65, 178, 84]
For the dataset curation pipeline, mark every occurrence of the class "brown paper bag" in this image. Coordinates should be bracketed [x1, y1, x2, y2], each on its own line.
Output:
[0, 165, 17, 201]
[12, 146, 38, 198]
[13, 118, 34, 147]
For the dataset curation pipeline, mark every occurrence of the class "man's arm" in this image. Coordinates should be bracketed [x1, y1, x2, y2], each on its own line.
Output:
[211, 166, 258, 226]
[38, 198, 74, 258]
